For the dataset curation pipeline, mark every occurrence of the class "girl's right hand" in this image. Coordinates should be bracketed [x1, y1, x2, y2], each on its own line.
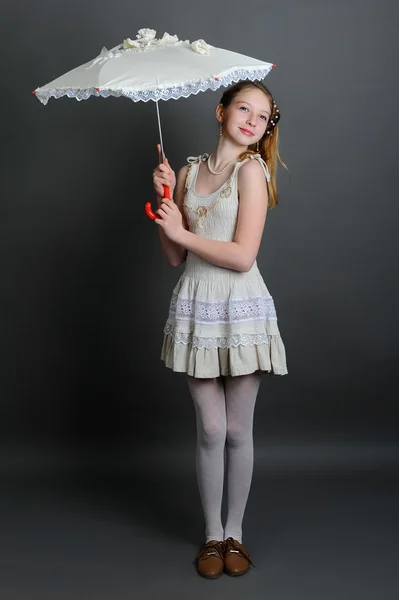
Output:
[153, 143, 176, 201]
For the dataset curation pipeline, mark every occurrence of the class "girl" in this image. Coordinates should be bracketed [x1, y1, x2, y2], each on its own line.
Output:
[152, 80, 288, 578]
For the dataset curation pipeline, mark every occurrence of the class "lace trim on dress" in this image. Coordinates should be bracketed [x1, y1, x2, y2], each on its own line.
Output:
[184, 162, 197, 195]
[164, 323, 269, 349]
[169, 293, 277, 324]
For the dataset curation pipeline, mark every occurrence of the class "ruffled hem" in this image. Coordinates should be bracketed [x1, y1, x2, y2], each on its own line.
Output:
[161, 332, 288, 378]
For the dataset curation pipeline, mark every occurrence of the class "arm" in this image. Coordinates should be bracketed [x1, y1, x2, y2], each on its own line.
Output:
[177, 160, 268, 272]
[158, 165, 189, 267]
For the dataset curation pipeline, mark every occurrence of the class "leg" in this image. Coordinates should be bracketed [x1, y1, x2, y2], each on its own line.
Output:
[187, 375, 227, 543]
[224, 371, 262, 543]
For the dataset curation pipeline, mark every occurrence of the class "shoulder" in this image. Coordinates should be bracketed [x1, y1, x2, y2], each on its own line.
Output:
[236, 157, 268, 206]
[237, 158, 268, 188]
[176, 153, 209, 184]
[237, 154, 270, 184]
[177, 164, 190, 179]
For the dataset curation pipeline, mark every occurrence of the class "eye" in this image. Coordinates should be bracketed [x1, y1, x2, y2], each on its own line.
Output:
[239, 106, 249, 111]
[260, 115, 267, 121]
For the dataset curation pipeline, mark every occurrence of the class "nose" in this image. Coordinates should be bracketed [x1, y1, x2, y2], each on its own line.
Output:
[246, 115, 255, 127]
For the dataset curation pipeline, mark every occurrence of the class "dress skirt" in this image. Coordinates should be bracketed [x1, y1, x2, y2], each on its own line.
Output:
[161, 253, 288, 378]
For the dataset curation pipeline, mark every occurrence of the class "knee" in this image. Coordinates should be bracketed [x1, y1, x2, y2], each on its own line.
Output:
[199, 421, 226, 448]
[226, 423, 251, 448]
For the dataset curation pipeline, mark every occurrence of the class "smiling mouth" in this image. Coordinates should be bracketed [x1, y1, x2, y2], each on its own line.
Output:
[239, 128, 255, 136]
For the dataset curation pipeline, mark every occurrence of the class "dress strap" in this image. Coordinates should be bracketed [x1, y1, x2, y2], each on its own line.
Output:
[184, 155, 207, 193]
[187, 153, 209, 164]
[243, 153, 271, 182]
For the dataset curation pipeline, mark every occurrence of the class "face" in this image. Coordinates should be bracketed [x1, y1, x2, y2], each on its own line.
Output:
[220, 87, 271, 147]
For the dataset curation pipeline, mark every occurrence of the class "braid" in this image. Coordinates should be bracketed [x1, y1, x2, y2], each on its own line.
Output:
[265, 100, 280, 137]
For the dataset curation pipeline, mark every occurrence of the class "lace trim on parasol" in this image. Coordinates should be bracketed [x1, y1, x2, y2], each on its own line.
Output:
[164, 323, 270, 350]
[34, 67, 272, 105]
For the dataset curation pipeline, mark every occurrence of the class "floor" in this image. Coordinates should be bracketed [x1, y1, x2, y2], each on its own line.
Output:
[0, 446, 398, 600]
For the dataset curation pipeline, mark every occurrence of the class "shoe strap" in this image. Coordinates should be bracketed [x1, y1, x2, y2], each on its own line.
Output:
[224, 537, 256, 568]
[197, 541, 224, 561]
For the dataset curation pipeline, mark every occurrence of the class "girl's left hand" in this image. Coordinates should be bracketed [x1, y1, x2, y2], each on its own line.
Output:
[155, 200, 185, 244]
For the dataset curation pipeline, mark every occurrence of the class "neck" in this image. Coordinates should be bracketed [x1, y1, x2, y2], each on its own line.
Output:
[210, 138, 248, 171]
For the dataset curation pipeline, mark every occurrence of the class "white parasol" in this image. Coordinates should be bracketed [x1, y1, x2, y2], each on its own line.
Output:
[33, 28, 275, 218]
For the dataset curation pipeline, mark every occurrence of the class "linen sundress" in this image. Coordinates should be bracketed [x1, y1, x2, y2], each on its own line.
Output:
[160, 152, 288, 378]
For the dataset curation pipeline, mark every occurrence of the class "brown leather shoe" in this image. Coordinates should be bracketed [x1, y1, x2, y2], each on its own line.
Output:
[223, 537, 255, 576]
[196, 540, 225, 579]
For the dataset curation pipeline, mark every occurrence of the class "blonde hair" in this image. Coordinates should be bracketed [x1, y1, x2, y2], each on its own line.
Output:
[219, 80, 287, 209]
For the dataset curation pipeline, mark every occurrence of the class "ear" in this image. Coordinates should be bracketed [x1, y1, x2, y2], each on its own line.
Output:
[215, 103, 224, 123]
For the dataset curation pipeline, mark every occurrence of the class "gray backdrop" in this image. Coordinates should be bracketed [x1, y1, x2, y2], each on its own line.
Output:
[1, 2, 399, 598]
[1, 1, 398, 469]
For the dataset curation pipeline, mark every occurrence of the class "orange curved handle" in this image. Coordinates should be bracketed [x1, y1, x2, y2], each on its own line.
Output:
[145, 184, 171, 220]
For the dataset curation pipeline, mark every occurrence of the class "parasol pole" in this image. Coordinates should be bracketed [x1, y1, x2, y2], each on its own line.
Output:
[144, 98, 171, 220]
[155, 100, 166, 163]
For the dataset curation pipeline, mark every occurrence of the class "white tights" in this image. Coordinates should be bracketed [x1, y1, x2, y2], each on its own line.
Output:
[187, 371, 262, 544]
